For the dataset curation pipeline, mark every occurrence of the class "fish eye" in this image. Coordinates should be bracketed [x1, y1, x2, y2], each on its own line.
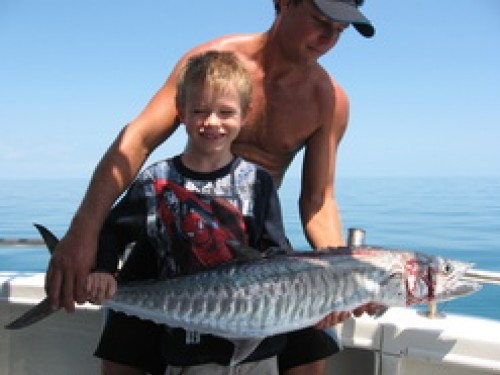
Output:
[442, 262, 454, 274]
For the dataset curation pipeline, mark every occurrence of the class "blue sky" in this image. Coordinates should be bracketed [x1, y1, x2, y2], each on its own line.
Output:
[1, 0, 499, 179]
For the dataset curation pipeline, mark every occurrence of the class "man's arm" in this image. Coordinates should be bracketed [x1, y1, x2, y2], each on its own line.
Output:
[300, 79, 380, 325]
[299, 80, 348, 249]
[45, 38, 235, 311]
[46, 57, 185, 312]
[299, 78, 353, 327]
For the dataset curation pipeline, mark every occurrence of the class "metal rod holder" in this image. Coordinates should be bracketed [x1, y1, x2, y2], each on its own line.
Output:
[347, 228, 366, 247]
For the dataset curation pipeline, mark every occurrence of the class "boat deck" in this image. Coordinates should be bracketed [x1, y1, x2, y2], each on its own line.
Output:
[2, 272, 500, 375]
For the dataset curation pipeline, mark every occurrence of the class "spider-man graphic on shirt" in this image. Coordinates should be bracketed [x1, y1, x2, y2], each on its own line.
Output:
[154, 179, 247, 272]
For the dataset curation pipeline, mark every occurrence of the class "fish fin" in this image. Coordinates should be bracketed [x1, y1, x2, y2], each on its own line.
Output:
[4, 298, 57, 329]
[226, 240, 263, 261]
[230, 338, 262, 366]
[33, 223, 60, 254]
[4, 224, 62, 330]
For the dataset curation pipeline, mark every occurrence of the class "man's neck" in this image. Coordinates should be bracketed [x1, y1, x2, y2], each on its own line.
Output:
[260, 29, 316, 84]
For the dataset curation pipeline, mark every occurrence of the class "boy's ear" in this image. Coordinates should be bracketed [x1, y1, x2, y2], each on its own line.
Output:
[177, 112, 185, 124]
[176, 101, 185, 123]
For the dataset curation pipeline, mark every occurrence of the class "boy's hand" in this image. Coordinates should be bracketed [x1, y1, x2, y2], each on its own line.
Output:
[86, 272, 117, 304]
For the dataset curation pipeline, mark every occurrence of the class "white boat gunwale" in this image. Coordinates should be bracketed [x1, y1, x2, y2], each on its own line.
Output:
[2, 271, 500, 375]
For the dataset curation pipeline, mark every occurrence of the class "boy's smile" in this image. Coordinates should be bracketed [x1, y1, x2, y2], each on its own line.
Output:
[199, 125, 227, 138]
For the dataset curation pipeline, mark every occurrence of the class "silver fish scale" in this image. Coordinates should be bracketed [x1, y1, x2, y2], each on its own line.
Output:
[107, 252, 397, 339]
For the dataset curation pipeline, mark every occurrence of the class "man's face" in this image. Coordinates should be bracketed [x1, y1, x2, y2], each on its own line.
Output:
[277, 0, 348, 61]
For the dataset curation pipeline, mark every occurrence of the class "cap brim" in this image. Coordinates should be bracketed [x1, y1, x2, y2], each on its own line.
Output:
[353, 23, 375, 38]
[313, 0, 375, 38]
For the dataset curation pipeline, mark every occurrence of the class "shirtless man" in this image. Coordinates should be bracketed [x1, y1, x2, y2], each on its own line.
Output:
[46, 1, 375, 374]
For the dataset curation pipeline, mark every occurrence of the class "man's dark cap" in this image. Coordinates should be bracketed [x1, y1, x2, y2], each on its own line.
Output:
[313, 0, 375, 38]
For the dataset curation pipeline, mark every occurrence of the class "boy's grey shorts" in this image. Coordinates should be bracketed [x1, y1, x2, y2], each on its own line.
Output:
[165, 356, 278, 375]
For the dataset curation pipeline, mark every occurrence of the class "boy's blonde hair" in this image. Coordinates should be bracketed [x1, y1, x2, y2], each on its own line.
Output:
[176, 51, 252, 115]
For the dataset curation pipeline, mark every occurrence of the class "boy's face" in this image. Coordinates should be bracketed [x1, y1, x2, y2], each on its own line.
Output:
[179, 83, 243, 158]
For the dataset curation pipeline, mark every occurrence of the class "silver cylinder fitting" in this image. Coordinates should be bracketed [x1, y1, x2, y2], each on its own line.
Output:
[347, 228, 366, 247]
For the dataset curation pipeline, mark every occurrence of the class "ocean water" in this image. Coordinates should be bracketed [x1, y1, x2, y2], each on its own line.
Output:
[1, 177, 499, 321]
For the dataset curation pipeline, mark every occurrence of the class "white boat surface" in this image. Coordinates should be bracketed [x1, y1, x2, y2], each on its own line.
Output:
[2, 272, 500, 375]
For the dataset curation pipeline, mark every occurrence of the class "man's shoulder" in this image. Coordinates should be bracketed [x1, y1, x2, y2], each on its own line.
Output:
[187, 33, 263, 56]
[311, 64, 343, 97]
[306, 64, 349, 114]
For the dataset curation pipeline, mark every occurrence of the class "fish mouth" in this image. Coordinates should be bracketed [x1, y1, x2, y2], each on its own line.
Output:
[439, 261, 482, 301]
[444, 280, 482, 301]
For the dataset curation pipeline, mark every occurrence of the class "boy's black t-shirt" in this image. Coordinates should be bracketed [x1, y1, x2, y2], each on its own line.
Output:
[95, 155, 290, 365]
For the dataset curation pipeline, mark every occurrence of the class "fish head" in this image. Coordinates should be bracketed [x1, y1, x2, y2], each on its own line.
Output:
[402, 253, 481, 306]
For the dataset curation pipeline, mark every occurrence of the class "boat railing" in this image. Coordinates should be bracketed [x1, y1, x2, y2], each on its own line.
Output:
[3, 233, 500, 286]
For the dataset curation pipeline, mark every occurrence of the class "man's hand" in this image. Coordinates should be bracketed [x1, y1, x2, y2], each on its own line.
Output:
[45, 231, 97, 312]
[314, 311, 352, 329]
[352, 303, 383, 317]
[314, 303, 385, 329]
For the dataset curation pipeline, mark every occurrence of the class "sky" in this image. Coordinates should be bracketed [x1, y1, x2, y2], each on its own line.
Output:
[1, 0, 499, 180]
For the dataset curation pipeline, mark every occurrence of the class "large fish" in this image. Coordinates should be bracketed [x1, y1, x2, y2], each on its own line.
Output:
[6, 224, 480, 364]
[106, 242, 479, 362]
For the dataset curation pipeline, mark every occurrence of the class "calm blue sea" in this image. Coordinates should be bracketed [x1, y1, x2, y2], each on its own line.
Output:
[1, 177, 499, 321]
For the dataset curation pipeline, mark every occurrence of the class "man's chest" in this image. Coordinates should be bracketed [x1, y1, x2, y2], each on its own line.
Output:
[238, 95, 319, 153]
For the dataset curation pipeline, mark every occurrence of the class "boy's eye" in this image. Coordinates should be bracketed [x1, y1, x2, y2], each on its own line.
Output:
[190, 107, 238, 118]
[192, 108, 208, 114]
[219, 109, 240, 119]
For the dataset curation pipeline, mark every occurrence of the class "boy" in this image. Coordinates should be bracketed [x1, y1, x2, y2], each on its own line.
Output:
[87, 50, 291, 374]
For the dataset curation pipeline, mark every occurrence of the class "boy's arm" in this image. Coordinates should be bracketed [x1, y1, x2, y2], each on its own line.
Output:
[94, 176, 150, 274]
[86, 272, 117, 305]
[257, 170, 291, 253]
